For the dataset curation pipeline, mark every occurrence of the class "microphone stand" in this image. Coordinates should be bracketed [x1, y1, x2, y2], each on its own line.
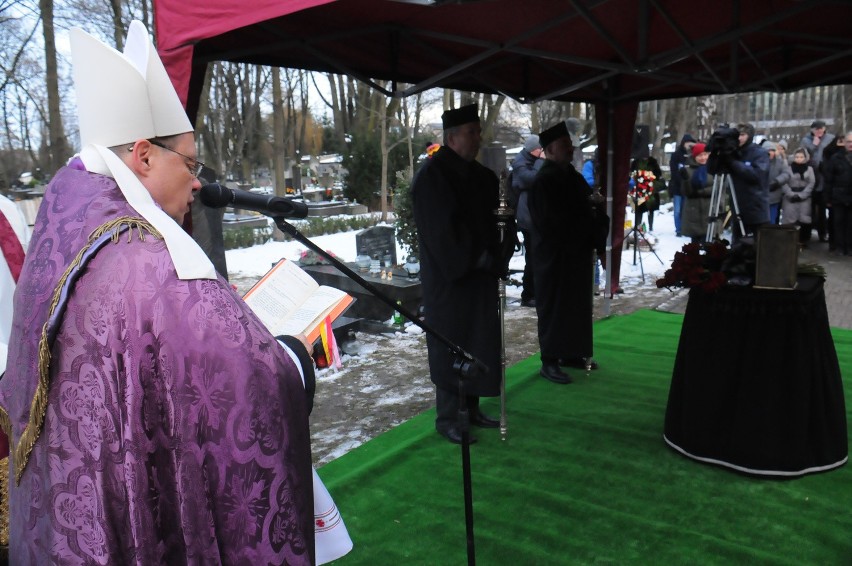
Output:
[273, 216, 482, 566]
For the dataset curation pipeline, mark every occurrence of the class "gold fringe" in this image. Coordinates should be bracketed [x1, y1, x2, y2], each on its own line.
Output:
[0, 456, 8, 546]
[0, 408, 10, 443]
[11, 217, 160, 485]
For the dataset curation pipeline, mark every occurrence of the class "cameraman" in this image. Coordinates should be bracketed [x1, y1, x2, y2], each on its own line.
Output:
[707, 122, 770, 240]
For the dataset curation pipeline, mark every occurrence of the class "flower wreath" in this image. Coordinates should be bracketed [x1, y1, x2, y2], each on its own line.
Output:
[629, 169, 656, 206]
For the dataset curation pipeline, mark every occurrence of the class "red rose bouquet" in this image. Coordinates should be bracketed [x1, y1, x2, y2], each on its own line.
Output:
[656, 240, 730, 293]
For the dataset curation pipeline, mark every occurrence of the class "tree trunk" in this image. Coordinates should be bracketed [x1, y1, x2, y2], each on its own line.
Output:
[110, 0, 124, 49]
[403, 98, 413, 177]
[652, 100, 668, 163]
[272, 67, 287, 197]
[40, 0, 70, 174]
[297, 70, 309, 154]
[197, 63, 217, 169]
[379, 104, 389, 222]
[479, 93, 505, 145]
[530, 102, 541, 134]
[326, 74, 347, 149]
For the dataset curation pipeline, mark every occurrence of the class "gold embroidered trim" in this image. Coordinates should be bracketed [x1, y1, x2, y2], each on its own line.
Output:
[11, 216, 160, 485]
[0, 408, 10, 445]
[0, 456, 8, 546]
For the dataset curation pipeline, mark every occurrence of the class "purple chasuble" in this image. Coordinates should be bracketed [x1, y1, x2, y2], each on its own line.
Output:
[0, 167, 315, 564]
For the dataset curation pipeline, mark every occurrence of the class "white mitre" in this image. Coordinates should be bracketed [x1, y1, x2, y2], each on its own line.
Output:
[70, 20, 215, 280]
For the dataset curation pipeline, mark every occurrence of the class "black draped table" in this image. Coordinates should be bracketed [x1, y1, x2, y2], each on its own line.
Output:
[664, 276, 848, 476]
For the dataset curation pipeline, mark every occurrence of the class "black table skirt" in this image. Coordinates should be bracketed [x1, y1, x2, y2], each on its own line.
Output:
[664, 276, 848, 476]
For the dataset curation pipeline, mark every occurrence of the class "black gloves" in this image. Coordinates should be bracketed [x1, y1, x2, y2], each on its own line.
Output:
[789, 195, 802, 203]
[475, 231, 518, 279]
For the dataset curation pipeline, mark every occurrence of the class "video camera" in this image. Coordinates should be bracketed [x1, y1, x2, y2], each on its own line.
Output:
[706, 125, 739, 158]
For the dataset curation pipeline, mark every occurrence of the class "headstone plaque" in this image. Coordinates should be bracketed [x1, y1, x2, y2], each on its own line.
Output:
[356, 225, 397, 265]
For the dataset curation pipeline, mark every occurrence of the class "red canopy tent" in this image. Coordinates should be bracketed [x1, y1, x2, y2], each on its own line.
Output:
[154, 0, 852, 292]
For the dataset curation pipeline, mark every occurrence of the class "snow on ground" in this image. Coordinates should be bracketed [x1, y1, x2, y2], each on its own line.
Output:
[226, 204, 689, 296]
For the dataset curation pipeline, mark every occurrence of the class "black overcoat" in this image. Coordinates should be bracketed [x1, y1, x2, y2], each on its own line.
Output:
[528, 159, 604, 361]
[411, 146, 502, 396]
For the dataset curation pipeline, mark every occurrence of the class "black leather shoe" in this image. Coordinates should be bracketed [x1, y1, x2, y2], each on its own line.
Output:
[540, 363, 572, 384]
[470, 410, 500, 428]
[520, 298, 536, 308]
[438, 426, 478, 445]
[560, 357, 599, 370]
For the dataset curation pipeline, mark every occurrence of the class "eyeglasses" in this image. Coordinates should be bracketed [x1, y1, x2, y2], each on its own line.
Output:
[147, 139, 205, 177]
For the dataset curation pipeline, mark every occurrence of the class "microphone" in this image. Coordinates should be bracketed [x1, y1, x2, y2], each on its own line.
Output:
[199, 183, 309, 219]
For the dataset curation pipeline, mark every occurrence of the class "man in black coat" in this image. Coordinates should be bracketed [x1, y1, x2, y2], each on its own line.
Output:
[823, 131, 852, 256]
[411, 104, 513, 444]
[528, 122, 608, 384]
[707, 122, 770, 240]
[669, 134, 697, 237]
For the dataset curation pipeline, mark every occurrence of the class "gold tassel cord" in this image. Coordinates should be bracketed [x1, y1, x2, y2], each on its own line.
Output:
[0, 456, 8, 546]
[10, 217, 159, 485]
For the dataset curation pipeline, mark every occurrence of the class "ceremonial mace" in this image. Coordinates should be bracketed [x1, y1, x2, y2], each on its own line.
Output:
[494, 171, 514, 441]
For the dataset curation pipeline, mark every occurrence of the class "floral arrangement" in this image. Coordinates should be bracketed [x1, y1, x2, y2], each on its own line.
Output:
[299, 248, 337, 266]
[426, 143, 441, 158]
[656, 240, 730, 293]
[629, 169, 656, 206]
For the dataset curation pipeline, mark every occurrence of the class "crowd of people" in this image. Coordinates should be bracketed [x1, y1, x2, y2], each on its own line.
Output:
[670, 120, 852, 256]
[412, 112, 852, 447]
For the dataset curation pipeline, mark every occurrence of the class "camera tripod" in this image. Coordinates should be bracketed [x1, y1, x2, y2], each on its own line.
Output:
[706, 173, 745, 241]
[625, 198, 663, 283]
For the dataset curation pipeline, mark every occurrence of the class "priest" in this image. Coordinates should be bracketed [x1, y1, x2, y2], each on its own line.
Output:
[0, 22, 316, 564]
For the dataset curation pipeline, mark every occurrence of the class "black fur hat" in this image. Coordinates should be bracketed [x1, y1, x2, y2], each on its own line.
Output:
[441, 104, 479, 129]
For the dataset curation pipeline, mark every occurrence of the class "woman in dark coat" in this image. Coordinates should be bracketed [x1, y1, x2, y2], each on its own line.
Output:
[681, 143, 716, 242]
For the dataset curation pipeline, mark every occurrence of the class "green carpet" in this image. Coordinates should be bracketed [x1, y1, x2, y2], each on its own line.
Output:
[319, 310, 851, 565]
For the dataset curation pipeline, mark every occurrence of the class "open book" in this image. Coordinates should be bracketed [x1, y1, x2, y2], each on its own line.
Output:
[243, 258, 354, 344]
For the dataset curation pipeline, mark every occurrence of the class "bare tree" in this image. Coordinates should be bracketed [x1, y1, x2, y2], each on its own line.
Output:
[40, 0, 70, 173]
[198, 62, 269, 181]
[0, 8, 42, 187]
[271, 66, 287, 196]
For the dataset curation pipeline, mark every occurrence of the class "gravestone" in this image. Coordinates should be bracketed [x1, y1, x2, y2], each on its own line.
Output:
[356, 225, 397, 265]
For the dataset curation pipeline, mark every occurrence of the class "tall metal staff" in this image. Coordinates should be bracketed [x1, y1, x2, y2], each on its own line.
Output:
[494, 171, 514, 441]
